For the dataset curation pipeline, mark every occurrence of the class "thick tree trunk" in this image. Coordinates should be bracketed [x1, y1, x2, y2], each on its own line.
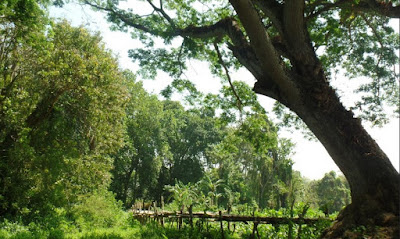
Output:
[257, 78, 399, 237]
[229, 2, 399, 236]
[297, 87, 399, 214]
[293, 84, 399, 237]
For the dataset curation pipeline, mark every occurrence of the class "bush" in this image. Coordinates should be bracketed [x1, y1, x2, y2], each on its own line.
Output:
[71, 190, 126, 230]
[0, 220, 51, 239]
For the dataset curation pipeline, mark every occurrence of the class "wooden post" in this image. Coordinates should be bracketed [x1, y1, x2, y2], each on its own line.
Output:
[251, 222, 258, 239]
[153, 201, 157, 223]
[189, 205, 193, 228]
[205, 210, 209, 233]
[179, 208, 183, 230]
[161, 196, 165, 227]
[297, 221, 303, 239]
[297, 204, 309, 239]
[176, 211, 179, 230]
[227, 206, 231, 231]
[219, 211, 225, 239]
[288, 199, 295, 239]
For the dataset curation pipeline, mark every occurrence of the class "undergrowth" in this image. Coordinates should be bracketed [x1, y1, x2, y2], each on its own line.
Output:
[0, 192, 332, 239]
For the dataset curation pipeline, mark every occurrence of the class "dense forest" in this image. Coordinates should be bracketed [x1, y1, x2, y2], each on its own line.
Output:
[0, 0, 398, 238]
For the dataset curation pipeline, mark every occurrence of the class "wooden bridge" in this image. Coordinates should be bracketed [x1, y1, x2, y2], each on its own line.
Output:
[132, 208, 332, 238]
[132, 209, 328, 225]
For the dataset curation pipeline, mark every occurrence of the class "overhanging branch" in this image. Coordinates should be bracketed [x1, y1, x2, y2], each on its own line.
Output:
[84, 1, 160, 35]
[214, 42, 243, 112]
[283, 0, 308, 61]
[84, 1, 249, 48]
[306, 0, 400, 20]
[229, 0, 300, 105]
[145, 0, 176, 28]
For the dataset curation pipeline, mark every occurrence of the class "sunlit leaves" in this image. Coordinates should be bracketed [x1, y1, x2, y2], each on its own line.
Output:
[165, 180, 199, 209]
[312, 171, 350, 213]
[161, 100, 222, 184]
[205, 111, 295, 209]
[272, 102, 316, 140]
[0, 13, 128, 216]
[310, 10, 399, 124]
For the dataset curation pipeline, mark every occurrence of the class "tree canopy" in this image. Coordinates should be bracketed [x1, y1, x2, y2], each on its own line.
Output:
[0, 7, 128, 216]
[82, 0, 399, 123]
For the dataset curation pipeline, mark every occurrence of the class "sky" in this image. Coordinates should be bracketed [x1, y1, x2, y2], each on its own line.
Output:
[49, 3, 399, 180]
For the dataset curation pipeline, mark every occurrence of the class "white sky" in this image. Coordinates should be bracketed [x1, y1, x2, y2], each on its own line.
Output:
[49, 3, 399, 180]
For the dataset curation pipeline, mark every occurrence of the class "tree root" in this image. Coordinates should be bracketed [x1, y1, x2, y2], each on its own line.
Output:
[321, 202, 399, 239]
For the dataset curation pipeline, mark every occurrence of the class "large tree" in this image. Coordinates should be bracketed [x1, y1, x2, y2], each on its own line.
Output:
[0, 3, 127, 217]
[77, 0, 399, 237]
[110, 72, 166, 206]
[314, 171, 351, 214]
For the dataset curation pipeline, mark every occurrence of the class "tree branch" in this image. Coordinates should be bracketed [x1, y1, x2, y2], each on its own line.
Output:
[26, 87, 68, 128]
[306, 0, 352, 20]
[213, 42, 243, 112]
[145, 0, 176, 28]
[360, 14, 385, 66]
[252, 0, 284, 35]
[306, 0, 400, 20]
[84, 1, 249, 48]
[176, 18, 248, 47]
[229, 0, 300, 105]
[283, 0, 306, 56]
[228, 44, 262, 77]
[84, 0, 161, 35]
[362, 0, 400, 18]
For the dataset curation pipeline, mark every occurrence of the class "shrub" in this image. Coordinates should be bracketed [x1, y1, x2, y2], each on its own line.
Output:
[71, 190, 125, 230]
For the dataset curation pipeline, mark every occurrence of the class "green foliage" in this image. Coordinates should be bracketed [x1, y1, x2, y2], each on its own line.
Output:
[0, 219, 64, 239]
[165, 181, 199, 210]
[0, 3, 127, 218]
[0, 199, 334, 239]
[71, 190, 126, 230]
[0, 190, 140, 238]
[161, 100, 222, 185]
[110, 73, 165, 206]
[309, 11, 399, 124]
[312, 171, 351, 214]
[109, 79, 222, 207]
[91, 0, 399, 126]
[205, 110, 294, 210]
[0, 2, 356, 239]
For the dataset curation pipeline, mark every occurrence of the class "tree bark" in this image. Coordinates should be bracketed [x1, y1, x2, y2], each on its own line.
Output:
[295, 86, 399, 214]
[288, 82, 400, 237]
[251, 32, 400, 239]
